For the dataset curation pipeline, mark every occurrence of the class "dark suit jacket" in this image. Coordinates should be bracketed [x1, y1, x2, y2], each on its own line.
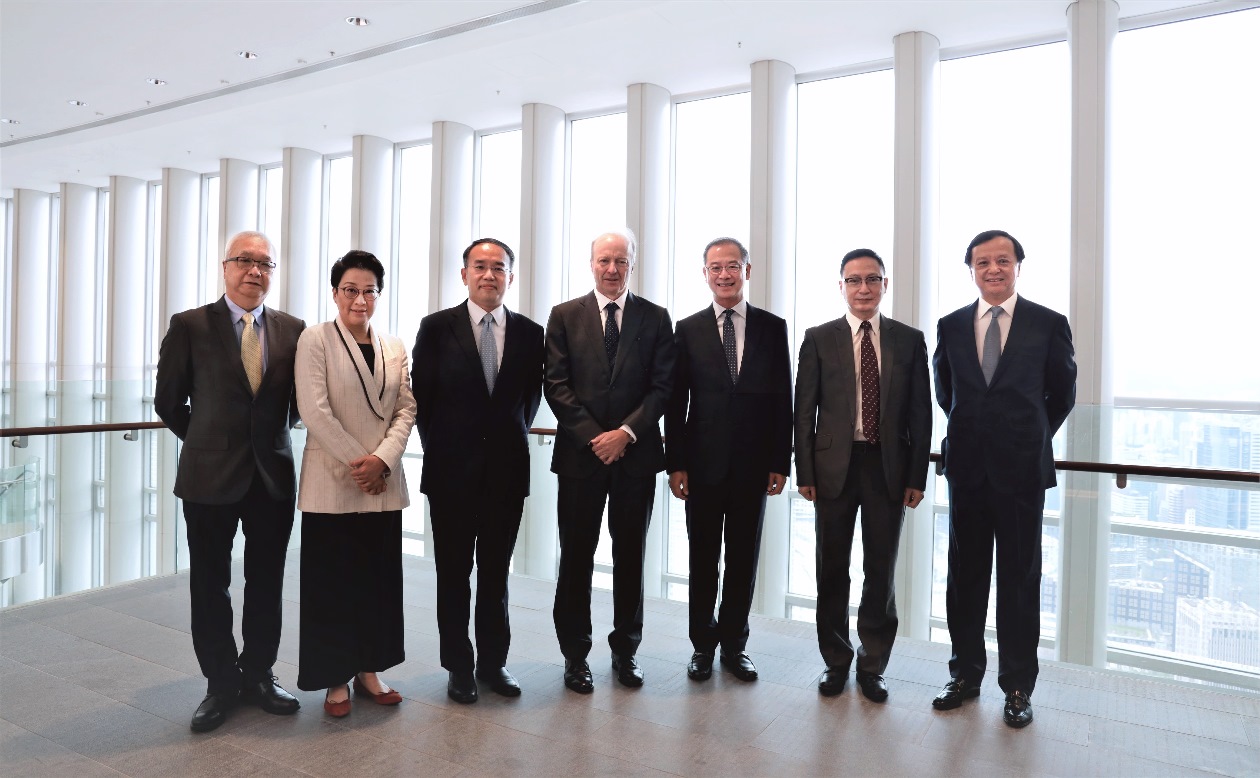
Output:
[412, 302, 544, 500]
[794, 314, 932, 502]
[544, 291, 676, 478]
[933, 295, 1077, 494]
[665, 304, 792, 485]
[155, 296, 306, 504]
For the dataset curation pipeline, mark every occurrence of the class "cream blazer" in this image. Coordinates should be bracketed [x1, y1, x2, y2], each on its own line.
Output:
[295, 319, 416, 514]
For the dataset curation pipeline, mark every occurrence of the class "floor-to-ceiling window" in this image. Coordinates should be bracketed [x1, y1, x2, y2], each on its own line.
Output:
[477, 128, 522, 312]
[568, 112, 627, 300]
[321, 155, 352, 323]
[259, 164, 283, 311]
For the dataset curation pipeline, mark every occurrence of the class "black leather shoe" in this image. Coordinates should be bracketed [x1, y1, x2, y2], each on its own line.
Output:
[818, 667, 848, 697]
[476, 666, 521, 697]
[564, 659, 594, 694]
[932, 678, 981, 710]
[719, 652, 758, 682]
[611, 654, 644, 687]
[240, 676, 300, 715]
[190, 692, 238, 732]
[1003, 690, 1034, 728]
[687, 652, 714, 681]
[447, 671, 478, 704]
[855, 670, 888, 702]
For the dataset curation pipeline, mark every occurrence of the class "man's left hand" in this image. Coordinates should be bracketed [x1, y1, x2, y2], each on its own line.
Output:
[766, 473, 787, 496]
[904, 488, 924, 508]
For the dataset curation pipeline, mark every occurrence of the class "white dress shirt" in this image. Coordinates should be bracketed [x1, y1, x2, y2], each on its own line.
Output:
[973, 293, 1018, 364]
[845, 311, 881, 442]
[712, 299, 747, 373]
[467, 299, 506, 371]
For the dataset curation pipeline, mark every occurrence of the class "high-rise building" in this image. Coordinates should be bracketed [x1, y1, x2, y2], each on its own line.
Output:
[1175, 597, 1260, 668]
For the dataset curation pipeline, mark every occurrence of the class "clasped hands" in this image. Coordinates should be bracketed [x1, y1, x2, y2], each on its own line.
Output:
[348, 454, 388, 495]
[590, 429, 632, 465]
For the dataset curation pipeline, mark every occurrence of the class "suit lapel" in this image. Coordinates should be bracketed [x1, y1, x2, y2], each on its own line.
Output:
[697, 305, 732, 386]
[830, 318, 858, 425]
[212, 297, 253, 395]
[335, 318, 386, 419]
[611, 293, 643, 381]
[497, 309, 526, 400]
[878, 314, 894, 413]
[449, 303, 486, 387]
[957, 301, 988, 388]
[990, 296, 1026, 387]
[741, 305, 769, 386]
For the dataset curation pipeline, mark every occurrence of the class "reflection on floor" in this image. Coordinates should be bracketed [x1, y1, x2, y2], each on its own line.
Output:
[2, 555, 1257, 777]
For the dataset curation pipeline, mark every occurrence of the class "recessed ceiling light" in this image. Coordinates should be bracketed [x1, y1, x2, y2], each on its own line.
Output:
[238, 50, 258, 59]
[147, 78, 167, 86]
[68, 99, 87, 106]
[0, 118, 18, 124]
[346, 16, 370, 26]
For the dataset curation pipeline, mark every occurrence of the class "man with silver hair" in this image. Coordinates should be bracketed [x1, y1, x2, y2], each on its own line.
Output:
[545, 228, 676, 693]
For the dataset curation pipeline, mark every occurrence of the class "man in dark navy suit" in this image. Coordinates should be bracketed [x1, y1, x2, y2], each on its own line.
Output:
[413, 238, 544, 704]
[666, 237, 792, 684]
[931, 230, 1077, 728]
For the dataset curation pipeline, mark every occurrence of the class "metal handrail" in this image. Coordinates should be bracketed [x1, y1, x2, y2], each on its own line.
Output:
[3, 422, 1257, 486]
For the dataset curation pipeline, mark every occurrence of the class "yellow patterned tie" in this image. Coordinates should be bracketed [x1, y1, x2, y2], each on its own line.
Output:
[241, 312, 262, 394]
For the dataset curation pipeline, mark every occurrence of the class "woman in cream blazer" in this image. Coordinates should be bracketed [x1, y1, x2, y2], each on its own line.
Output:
[294, 250, 416, 717]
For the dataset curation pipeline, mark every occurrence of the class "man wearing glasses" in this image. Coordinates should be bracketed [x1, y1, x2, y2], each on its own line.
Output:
[156, 231, 306, 732]
[665, 237, 792, 684]
[931, 230, 1076, 728]
[794, 248, 931, 702]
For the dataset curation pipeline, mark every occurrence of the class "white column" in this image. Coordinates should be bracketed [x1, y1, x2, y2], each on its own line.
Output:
[158, 168, 201, 574]
[747, 60, 798, 616]
[516, 103, 566, 580]
[891, 30, 941, 640]
[430, 121, 475, 311]
[9, 189, 52, 604]
[106, 175, 147, 584]
[1059, 0, 1118, 669]
[281, 147, 322, 324]
[351, 134, 395, 327]
[626, 83, 671, 304]
[217, 158, 260, 299]
[57, 183, 98, 594]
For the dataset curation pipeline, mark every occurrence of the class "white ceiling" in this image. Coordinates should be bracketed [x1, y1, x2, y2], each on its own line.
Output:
[0, 0, 1230, 195]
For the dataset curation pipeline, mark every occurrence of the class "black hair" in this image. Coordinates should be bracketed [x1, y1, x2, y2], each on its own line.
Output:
[964, 230, 1025, 266]
[331, 249, 385, 290]
[462, 238, 516, 270]
[840, 248, 885, 275]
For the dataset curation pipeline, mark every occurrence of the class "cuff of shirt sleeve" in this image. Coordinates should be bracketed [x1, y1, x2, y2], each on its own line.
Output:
[619, 424, 637, 444]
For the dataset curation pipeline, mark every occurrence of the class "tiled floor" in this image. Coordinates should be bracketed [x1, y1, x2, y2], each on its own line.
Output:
[2, 556, 1257, 777]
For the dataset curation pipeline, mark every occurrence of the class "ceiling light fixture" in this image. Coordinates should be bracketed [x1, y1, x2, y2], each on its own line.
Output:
[238, 50, 258, 59]
[346, 16, 369, 26]
[68, 100, 87, 106]
[0, 118, 18, 124]
[147, 78, 167, 85]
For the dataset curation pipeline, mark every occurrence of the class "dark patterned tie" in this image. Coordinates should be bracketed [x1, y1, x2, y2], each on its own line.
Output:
[860, 320, 880, 444]
[723, 309, 738, 383]
[479, 313, 497, 394]
[981, 306, 1002, 386]
[604, 301, 619, 374]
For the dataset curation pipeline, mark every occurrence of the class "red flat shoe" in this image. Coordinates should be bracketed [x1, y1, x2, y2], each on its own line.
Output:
[324, 684, 351, 718]
[353, 675, 402, 705]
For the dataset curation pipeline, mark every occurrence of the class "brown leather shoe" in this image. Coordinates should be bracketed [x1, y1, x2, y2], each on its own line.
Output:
[324, 684, 351, 718]
[354, 674, 403, 705]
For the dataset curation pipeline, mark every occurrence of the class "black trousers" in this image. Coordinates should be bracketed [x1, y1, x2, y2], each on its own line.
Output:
[297, 510, 404, 691]
[814, 443, 905, 675]
[427, 492, 525, 675]
[553, 468, 656, 660]
[945, 477, 1045, 695]
[183, 472, 295, 695]
[685, 476, 767, 655]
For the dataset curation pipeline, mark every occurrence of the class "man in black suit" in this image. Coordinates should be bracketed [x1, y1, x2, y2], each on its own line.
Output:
[155, 231, 306, 732]
[931, 230, 1076, 728]
[545, 228, 676, 692]
[795, 248, 932, 702]
[665, 237, 791, 683]
[413, 238, 544, 705]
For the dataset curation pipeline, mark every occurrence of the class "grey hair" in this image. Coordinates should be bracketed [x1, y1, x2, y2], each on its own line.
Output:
[225, 230, 275, 260]
[590, 227, 638, 267]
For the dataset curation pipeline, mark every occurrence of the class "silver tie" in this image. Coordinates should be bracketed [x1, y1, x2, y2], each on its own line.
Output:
[981, 306, 1002, 386]
[480, 313, 497, 393]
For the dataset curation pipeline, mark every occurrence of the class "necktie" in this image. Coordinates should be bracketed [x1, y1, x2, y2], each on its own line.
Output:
[604, 301, 619, 374]
[859, 320, 880, 444]
[722, 309, 738, 383]
[981, 306, 1002, 386]
[241, 312, 262, 394]
[479, 313, 497, 393]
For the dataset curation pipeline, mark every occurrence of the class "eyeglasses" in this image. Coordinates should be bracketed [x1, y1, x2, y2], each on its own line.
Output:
[338, 287, 380, 301]
[225, 256, 277, 273]
[705, 263, 744, 275]
[843, 275, 884, 288]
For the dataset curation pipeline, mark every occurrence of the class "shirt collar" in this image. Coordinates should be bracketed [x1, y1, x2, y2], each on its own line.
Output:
[224, 296, 264, 323]
[712, 299, 747, 321]
[595, 288, 630, 310]
[467, 298, 506, 327]
[845, 311, 880, 336]
[975, 293, 1018, 321]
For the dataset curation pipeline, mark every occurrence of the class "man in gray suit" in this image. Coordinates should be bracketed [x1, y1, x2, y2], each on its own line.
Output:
[155, 231, 306, 732]
[794, 248, 931, 702]
[545, 228, 676, 693]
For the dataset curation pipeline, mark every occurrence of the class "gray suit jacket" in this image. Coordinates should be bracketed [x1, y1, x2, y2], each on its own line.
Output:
[544, 291, 676, 478]
[155, 296, 306, 504]
[794, 313, 932, 502]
